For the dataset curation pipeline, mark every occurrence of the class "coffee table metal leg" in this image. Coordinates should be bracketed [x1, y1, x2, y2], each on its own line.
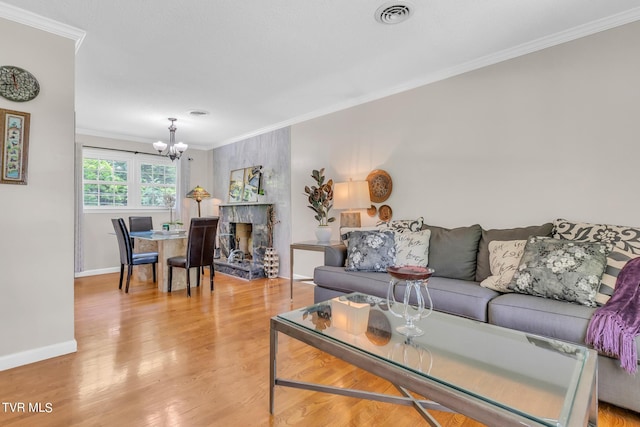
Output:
[270, 321, 278, 414]
[289, 246, 294, 301]
[588, 369, 598, 427]
[395, 385, 442, 426]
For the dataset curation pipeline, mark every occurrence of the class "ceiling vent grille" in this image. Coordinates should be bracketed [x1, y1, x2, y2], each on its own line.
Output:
[375, 2, 413, 24]
[188, 109, 209, 117]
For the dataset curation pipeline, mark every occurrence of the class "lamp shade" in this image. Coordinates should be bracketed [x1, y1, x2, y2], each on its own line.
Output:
[186, 185, 211, 202]
[333, 180, 370, 210]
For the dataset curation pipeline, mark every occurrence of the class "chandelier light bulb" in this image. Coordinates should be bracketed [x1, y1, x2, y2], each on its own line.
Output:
[153, 141, 167, 152]
[175, 142, 188, 152]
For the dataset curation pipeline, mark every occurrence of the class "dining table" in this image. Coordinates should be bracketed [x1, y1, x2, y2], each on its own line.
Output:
[131, 231, 197, 292]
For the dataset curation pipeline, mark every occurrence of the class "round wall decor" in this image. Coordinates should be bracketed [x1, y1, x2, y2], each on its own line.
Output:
[378, 204, 392, 222]
[367, 204, 377, 217]
[366, 169, 392, 203]
[0, 65, 40, 102]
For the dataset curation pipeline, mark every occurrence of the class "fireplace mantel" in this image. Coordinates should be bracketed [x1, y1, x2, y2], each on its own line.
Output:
[219, 202, 272, 207]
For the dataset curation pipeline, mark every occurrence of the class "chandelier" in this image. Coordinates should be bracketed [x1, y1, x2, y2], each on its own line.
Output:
[152, 118, 188, 161]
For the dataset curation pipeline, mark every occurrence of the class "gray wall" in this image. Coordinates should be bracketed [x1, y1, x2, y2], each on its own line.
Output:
[0, 18, 77, 368]
[291, 20, 640, 279]
[212, 127, 291, 277]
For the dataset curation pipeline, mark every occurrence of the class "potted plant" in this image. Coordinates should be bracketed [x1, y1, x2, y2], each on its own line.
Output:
[304, 168, 335, 243]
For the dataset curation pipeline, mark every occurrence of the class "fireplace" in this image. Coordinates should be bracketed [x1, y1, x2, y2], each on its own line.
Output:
[215, 203, 274, 280]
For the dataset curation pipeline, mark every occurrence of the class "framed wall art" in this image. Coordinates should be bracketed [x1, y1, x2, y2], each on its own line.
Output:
[228, 168, 245, 203]
[0, 109, 30, 185]
[228, 165, 263, 203]
[242, 165, 262, 203]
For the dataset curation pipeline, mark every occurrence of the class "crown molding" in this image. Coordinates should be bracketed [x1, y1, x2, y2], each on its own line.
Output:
[0, 2, 86, 53]
[76, 128, 211, 151]
[218, 6, 640, 148]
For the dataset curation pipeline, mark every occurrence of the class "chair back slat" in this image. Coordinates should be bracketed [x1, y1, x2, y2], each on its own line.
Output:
[186, 218, 219, 268]
[111, 218, 133, 264]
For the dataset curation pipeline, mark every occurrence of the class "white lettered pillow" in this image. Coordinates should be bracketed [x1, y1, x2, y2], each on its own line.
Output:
[480, 240, 527, 292]
[393, 229, 431, 267]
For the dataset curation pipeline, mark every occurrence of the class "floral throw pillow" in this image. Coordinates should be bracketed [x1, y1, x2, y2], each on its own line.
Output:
[340, 226, 381, 247]
[480, 240, 526, 293]
[394, 229, 431, 267]
[553, 218, 640, 255]
[508, 236, 607, 307]
[345, 230, 396, 272]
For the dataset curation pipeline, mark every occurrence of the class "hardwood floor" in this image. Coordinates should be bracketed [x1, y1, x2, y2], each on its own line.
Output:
[0, 272, 639, 426]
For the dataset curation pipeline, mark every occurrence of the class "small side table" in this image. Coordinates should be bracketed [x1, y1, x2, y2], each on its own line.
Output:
[289, 240, 343, 301]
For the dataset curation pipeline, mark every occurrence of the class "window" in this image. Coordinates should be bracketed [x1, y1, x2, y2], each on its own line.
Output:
[82, 148, 178, 210]
[140, 163, 177, 207]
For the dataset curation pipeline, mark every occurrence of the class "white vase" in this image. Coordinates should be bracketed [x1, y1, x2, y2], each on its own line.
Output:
[263, 248, 279, 279]
[315, 226, 332, 244]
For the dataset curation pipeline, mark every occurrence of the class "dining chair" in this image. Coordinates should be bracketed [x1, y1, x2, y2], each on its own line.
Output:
[167, 217, 219, 297]
[128, 216, 153, 248]
[111, 218, 158, 293]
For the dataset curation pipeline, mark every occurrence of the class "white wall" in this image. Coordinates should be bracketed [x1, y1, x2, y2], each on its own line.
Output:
[0, 18, 77, 369]
[75, 134, 213, 273]
[291, 20, 640, 279]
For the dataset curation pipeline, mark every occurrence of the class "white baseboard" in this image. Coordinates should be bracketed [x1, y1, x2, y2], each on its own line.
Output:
[0, 340, 77, 371]
[75, 267, 120, 278]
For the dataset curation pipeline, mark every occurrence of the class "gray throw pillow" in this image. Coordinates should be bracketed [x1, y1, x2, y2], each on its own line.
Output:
[508, 236, 607, 307]
[475, 223, 554, 282]
[423, 224, 482, 281]
[345, 230, 396, 272]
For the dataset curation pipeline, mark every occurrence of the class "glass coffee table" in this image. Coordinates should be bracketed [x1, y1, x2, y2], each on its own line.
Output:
[270, 293, 597, 426]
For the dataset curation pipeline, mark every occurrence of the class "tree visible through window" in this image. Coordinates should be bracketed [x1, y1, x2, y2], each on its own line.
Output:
[82, 148, 178, 209]
[83, 158, 128, 207]
[140, 163, 177, 207]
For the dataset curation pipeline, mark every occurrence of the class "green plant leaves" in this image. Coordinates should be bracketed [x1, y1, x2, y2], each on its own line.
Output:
[305, 168, 335, 225]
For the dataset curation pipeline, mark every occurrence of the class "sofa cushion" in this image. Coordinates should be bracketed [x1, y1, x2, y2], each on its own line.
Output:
[314, 266, 391, 296]
[393, 229, 431, 267]
[508, 237, 607, 307]
[489, 293, 640, 363]
[345, 230, 396, 272]
[475, 223, 554, 282]
[422, 277, 499, 322]
[480, 240, 526, 292]
[553, 218, 640, 255]
[424, 223, 482, 281]
[313, 266, 499, 322]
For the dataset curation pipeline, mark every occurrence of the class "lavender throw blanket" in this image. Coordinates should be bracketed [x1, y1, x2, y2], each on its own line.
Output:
[586, 256, 640, 374]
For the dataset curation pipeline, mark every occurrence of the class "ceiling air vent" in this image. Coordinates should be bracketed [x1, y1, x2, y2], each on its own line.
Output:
[188, 109, 209, 117]
[375, 2, 413, 25]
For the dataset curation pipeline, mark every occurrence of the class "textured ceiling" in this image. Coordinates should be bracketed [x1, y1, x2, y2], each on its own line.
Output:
[2, 0, 640, 149]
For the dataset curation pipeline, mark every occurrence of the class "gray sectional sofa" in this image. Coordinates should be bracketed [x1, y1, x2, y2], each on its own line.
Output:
[312, 221, 640, 413]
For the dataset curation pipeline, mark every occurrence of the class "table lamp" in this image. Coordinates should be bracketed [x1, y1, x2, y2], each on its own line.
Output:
[186, 185, 211, 217]
[333, 179, 370, 228]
